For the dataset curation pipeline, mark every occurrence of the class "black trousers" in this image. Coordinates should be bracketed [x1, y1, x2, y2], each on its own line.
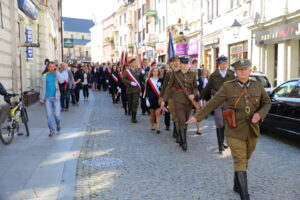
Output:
[83, 84, 89, 98]
[71, 86, 80, 104]
[164, 112, 171, 128]
[121, 90, 127, 108]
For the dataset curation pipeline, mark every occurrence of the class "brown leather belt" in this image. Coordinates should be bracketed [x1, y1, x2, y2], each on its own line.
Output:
[173, 87, 192, 92]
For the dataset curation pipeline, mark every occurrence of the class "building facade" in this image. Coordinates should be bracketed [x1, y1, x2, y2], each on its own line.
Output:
[62, 17, 94, 62]
[250, 0, 300, 86]
[0, 0, 62, 105]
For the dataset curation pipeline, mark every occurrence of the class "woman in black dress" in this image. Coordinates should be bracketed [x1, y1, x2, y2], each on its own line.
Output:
[145, 67, 163, 134]
[119, 64, 129, 115]
[109, 64, 119, 104]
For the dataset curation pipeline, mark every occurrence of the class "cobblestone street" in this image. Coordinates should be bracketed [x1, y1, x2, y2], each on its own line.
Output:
[75, 91, 300, 200]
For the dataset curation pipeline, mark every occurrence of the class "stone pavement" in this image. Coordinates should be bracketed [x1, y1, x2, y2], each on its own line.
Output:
[0, 93, 94, 200]
[75, 91, 300, 200]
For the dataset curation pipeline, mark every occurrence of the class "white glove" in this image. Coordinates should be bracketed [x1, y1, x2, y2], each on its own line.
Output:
[130, 82, 137, 87]
[106, 80, 109, 83]
[141, 69, 145, 74]
[118, 87, 121, 93]
[146, 98, 150, 107]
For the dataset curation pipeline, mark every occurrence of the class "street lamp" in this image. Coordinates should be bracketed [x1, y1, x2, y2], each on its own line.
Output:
[231, 19, 241, 38]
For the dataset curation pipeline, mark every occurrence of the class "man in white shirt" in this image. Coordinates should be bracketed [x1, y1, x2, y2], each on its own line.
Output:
[59, 62, 74, 111]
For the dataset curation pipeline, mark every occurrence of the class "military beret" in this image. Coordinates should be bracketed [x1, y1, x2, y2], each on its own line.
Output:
[231, 58, 252, 70]
[128, 58, 136, 64]
[216, 55, 228, 64]
[169, 56, 179, 62]
[180, 57, 189, 64]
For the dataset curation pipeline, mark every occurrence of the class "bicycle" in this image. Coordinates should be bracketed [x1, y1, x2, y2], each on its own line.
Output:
[0, 90, 32, 145]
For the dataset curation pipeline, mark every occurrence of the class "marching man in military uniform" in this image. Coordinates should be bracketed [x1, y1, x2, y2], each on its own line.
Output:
[201, 55, 235, 153]
[122, 59, 143, 123]
[160, 56, 180, 140]
[162, 57, 198, 151]
[187, 58, 271, 200]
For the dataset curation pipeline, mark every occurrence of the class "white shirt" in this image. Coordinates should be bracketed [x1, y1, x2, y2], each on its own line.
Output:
[203, 77, 208, 88]
[58, 69, 69, 84]
[83, 73, 88, 85]
[219, 69, 227, 78]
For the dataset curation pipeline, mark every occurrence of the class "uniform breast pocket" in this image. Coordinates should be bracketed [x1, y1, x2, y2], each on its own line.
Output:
[251, 94, 261, 106]
[229, 94, 240, 107]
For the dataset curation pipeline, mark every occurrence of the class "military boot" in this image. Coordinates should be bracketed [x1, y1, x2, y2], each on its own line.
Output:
[216, 128, 225, 153]
[181, 128, 187, 151]
[234, 171, 240, 193]
[131, 112, 137, 123]
[236, 171, 250, 200]
[173, 122, 178, 139]
[177, 128, 183, 146]
[221, 126, 228, 149]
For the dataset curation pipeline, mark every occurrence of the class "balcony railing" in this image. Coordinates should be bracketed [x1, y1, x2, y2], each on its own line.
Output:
[144, 0, 157, 17]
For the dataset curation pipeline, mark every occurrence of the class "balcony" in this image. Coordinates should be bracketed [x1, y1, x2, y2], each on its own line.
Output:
[144, 0, 157, 17]
[112, 26, 119, 33]
[144, 9, 157, 17]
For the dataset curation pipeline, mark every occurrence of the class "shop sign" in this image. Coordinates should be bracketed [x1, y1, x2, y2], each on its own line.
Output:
[187, 41, 198, 55]
[176, 41, 198, 56]
[25, 28, 33, 60]
[256, 21, 300, 45]
[64, 38, 74, 48]
[175, 43, 187, 56]
[18, 0, 39, 20]
[156, 42, 165, 53]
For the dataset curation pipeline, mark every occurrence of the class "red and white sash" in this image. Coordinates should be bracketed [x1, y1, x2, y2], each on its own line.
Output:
[111, 73, 118, 83]
[125, 69, 141, 90]
[118, 72, 123, 79]
[148, 78, 160, 97]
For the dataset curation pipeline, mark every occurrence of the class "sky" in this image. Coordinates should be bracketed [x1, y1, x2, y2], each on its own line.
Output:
[62, 0, 116, 22]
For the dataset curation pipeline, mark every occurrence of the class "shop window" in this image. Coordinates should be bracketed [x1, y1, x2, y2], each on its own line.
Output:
[229, 41, 248, 66]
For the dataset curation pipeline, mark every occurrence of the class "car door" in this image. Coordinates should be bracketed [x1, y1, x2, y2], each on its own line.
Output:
[265, 80, 299, 134]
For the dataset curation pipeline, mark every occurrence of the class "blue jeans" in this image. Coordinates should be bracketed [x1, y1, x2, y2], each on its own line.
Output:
[45, 97, 61, 132]
[61, 88, 71, 109]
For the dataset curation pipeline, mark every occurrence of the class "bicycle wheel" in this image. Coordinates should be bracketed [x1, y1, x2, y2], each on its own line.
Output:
[21, 108, 30, 137]
[0, 112, 14, 145]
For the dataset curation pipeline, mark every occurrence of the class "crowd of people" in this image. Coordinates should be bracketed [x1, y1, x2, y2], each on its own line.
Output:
[39, 55, 271, 200]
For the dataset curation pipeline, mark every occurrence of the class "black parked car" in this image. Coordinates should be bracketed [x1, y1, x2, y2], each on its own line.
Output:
[261, 78, 300, 138]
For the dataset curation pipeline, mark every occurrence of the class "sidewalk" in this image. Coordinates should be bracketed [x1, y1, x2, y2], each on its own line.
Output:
[0, 93, 94, 200]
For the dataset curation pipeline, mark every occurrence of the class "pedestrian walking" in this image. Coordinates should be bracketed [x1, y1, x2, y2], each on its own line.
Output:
[140, 58, 150, 115]
[162, 57, 198, 151]
[187, 58, 271, 200]
[201, 55, 235, 153]
[58, 62, 74, 112]
[39, 61, 61, 137]
[109, 64, 119, 104]
[82, 65, 91, 100]
[119, 64, 129, 115]
[71, 65, 83, 106]
[194, 67, 210, 135]
[91, 65, 99, 90]
[145, 67, 163, 133]
[121, 59, 143, 123]
[160, 56, 181, 141]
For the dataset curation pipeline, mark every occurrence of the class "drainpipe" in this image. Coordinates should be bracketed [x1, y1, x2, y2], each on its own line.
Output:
[10, 0, 18, 93]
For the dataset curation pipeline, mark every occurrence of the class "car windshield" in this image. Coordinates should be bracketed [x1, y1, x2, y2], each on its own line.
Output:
[250, 75, 271, 88]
